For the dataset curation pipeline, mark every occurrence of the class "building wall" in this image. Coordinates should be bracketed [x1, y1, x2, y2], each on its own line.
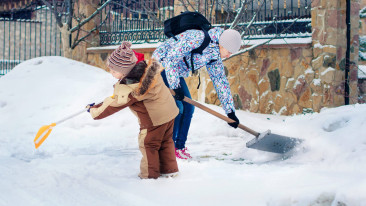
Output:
[359, 0, 366, 103]
[0, 8, 62, 61]
[85, 0, 361, 115]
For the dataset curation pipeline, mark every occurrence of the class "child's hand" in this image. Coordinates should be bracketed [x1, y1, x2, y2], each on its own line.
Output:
[86, 103, 95, 113]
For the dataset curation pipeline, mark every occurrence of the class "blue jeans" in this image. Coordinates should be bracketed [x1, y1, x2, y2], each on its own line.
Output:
[161, 71, 195, 149]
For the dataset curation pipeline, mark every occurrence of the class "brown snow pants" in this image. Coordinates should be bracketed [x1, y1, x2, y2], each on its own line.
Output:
[138, 119, 178, 179]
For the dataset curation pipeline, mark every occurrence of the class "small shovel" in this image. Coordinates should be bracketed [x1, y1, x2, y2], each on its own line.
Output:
[34, 108, 88, 149]
[181, 96, 302, 154]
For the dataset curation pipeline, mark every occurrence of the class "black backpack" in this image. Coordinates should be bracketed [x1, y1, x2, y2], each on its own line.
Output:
[164, 11, 213, 76]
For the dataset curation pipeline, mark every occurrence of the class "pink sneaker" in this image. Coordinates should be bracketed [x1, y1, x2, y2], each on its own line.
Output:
[181, 148, 192, 159]
[175, 148, 188, 160]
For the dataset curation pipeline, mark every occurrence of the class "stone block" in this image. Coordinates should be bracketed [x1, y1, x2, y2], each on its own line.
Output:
[334, 94, 345, 106]
[310, 79, 323, 93]
[299, 87, 313, 108]
[305, 68, 315, 83]
[294, 63, 306, 80]
[259, 91, 273, 114]
[313, 44, 323, 58]
[285, 78, 296, 92]
[312, 55, 324, 70]
[280, 76, 287, 91]
[323, 54, 336, 68]
[283, 92, 297, 108]
[327, 0, 339, 9]
[259, 77, 270, 95]
[292, 75, 307, 100]
[260, 58, 271, 78]
[279, 59, 294, 78]
[320, 67, 336, 84]
[249, 98, 259, 113]
[273, 93, 286, 114]
[322, 85, 334, 106]
[238, 86, 252, 111]
[244, 69, 260, 96]
[312, 0, 320, 7]
[323, 45, 337, 54]
[312, 94, 323, 112]
[291, 48, 302, 62]
[291, 104, 301, 114]
[302, 47, 313, 58]
[268, 69, 281, 92]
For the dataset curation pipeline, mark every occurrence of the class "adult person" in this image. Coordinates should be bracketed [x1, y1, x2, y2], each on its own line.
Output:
[152, 28, 242, 159]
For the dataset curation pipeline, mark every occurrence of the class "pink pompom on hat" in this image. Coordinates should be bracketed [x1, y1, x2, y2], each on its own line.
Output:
[107, 41, 138, 77]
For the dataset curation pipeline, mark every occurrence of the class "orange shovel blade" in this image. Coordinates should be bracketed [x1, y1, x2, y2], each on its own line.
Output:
[34, 123, 56, 149]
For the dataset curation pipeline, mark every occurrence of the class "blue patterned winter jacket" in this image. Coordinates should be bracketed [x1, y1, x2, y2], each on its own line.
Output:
[152, 27, 235, 114]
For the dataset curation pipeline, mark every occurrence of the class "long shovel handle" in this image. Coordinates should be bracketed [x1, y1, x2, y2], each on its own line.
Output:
[55, 108, 88, 125]
[182, 96, 260, 137]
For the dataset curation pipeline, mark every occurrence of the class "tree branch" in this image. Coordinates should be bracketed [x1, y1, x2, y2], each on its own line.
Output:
[230, 0, 248, 29]
[71, 8, 111, 49]
[70, 0, 112, 33]
[224, 17, 301, 61]
[41, 0, 63, 27]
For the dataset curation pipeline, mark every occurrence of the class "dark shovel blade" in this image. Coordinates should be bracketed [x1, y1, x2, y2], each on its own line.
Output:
[246, 130, 303, 154]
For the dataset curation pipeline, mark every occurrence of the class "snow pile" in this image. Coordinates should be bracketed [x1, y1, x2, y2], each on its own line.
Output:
[0, 57, 366, 206]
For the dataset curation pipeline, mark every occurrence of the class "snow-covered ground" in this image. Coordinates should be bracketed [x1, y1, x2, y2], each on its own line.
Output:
[0, 57, 365, 206]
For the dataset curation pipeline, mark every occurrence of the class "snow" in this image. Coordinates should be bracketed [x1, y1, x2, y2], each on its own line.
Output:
[1, 56, 366, 206]
[88, 42, 162, 51]
[312, 78, 321, 86]
[243, 37, 312, 46]
[305, 68, 314, 74]
[320, 67, 335, 76]
[359, 65, 366, 79]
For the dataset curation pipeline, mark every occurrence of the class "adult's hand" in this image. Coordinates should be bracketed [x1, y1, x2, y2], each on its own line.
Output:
[173, 87, 184, 101]
[227, 111, 239, 128]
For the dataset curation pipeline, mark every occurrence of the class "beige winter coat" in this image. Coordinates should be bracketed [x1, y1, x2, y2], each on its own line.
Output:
[90, 60, 178, 128]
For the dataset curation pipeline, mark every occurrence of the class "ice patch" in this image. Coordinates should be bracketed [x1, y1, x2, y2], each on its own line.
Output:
[322, 118, 350, 132]
[34, 59, 43, 65]
[0, 101, 6, 108]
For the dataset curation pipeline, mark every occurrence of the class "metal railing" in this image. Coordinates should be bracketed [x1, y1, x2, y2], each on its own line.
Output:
[99, 0, 311, 45]
[0, 6, 63, 76]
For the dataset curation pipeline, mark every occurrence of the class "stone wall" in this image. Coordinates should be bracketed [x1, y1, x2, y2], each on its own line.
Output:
[87, 43, 319, 115]
[311, 0, 359, 105]
[187, 44, 316, 115]
[85, 0, 361, 116]
[358, 0, 366, 103]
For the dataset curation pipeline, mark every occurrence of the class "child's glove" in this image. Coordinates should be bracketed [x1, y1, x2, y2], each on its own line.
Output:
[173, 88, 184, 101]
[227, 111, 239, 128]
[86, 103, 95, 113]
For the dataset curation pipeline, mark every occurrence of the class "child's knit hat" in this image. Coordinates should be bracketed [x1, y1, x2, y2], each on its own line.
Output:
[107, 41, 138, 76]
[219, 29, 241, 54]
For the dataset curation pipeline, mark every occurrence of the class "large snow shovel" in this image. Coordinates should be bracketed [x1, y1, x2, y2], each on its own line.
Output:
[182, 96, 302, 154]
[34, 108, 88, 149]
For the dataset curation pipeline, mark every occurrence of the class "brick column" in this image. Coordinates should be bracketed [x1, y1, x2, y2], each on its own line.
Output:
[311, 0, 359, 109]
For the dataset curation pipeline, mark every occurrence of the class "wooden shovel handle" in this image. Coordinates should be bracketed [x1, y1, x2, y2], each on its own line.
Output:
[182, 97, 260, 137]
[170, 89, 259, 136]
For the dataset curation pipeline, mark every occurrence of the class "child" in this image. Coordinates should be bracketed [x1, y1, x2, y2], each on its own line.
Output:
[88, 41, 179, 179]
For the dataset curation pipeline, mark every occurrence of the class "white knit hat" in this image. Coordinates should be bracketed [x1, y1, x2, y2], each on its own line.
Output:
[219, 29, 241, 54]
